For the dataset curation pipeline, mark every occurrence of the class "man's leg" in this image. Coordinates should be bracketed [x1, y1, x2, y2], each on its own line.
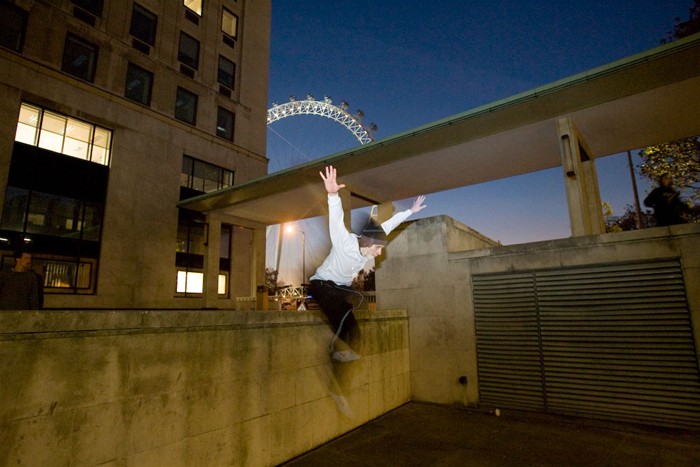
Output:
[310, 281, 361, 360]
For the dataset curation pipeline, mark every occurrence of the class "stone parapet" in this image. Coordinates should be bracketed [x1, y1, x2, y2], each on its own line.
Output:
[0, 309, 409, 466]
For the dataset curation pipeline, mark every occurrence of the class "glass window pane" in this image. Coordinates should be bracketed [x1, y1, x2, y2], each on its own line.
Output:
[130, 3, 157, 45]
[16, 104, 41, 145]
[220, 225, 231, 259]
[38, 129, 64, 153]
[76, 262, 92, 288]
[92, 127, 111, 165]
[0, 186, 29, 231]
[69, 0, 103, 17]
[175, 87, 197, 125]
[45, 261, 76, 288]
[222, 170, 234, 188]
[204, 166, 221, 192]
[66, 119, 91, 142]
[184, 0, 202, 16]
[26, 192, 82, 237]
[218, 274, 227, 295]
[62, 34, 98, 82]
[217, 56, 235, 89]
[177, 271, 203, 293]
[216, 107, 234, 141]
[188, 224, 206, 255]
[82, 202, 103, 241]
[63, 119, 91, 159]
[42, 112, 67, 135]
[125, 62, 153, 106]
[181, 156, 193, 188]
[222, 9, 238, 38]
[63, 137, 90, 160]
[0, 3, 28, 52]
[192, 159, 206, 192]
[178, 32, 199, 70]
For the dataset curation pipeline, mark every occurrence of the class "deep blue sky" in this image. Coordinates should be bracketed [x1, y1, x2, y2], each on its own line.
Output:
[266, 0, 693, 283]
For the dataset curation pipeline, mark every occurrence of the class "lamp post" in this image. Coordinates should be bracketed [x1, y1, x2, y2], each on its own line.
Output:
[285, 225, 306, 286]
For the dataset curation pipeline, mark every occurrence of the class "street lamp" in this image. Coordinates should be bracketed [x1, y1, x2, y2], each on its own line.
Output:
[285, 224, 306, 286]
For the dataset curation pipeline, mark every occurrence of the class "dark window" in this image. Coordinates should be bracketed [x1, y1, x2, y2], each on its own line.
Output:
[217, 56, 235, 89]
[178, 32, 200, 70]
[0, 3, 28, 52]
[216, 107, 235, 141]
[130, 3, 158, 46]
[125, 63, 153, 106]
[62, 34, 99, 83]
[69, 0, 103, 17]
[181, 155, 234, 193]
[175, 87, 197, 125]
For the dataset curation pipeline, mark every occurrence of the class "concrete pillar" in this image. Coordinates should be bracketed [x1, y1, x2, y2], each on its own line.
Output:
[203, 213, 221, 308]
[253, 225, 267, 308]
[558, 117, 605, 236]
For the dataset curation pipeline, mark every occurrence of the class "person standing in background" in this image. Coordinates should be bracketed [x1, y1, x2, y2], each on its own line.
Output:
[0, 250, 41, 310]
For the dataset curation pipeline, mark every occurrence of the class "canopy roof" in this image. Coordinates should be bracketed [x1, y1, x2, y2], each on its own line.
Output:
[179, 34, 700, 225]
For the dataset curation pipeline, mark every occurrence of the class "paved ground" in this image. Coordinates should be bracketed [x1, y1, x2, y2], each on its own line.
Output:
[281, 402, 700, 466]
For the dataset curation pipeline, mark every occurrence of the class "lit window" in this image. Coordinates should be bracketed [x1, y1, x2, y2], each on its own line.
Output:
[62, 34, 99, 82]
[176, 271, 227, 294]
[184, 0, 202, 16]
[63, 120, 92, 160]
[222, 8, 238, 38]
[14, 103, 112, 165]
[15, 104, 40, 145]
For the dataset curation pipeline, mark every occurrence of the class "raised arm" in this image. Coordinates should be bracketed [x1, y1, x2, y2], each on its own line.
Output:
[319, 165, 346, 196]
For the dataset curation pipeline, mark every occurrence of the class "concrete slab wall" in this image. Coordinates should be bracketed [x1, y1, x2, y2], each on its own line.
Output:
[0, 309, 409, 466]
[378, 216, 700, 407]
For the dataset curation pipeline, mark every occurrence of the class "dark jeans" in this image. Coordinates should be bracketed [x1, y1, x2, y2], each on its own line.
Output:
[309, 280, 360, 348]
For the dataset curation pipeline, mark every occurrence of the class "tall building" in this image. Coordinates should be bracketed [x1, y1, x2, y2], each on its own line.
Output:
[0, 0, 271, 308]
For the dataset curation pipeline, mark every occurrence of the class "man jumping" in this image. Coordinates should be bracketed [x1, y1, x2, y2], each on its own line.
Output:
[309, 166, 427, 362]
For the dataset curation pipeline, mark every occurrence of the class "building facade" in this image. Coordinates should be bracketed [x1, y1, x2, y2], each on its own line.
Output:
[0, 0, 271, 308]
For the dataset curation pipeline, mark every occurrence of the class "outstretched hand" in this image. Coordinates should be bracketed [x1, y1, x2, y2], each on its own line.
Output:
[410, 195, 427, 213]
[319, 165, 346, 195]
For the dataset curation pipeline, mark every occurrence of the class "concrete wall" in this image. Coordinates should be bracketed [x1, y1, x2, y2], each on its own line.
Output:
[0, 309, 409, 466]
[378, 216, 700, 407]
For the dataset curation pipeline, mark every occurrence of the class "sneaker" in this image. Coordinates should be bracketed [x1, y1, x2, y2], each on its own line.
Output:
[332, 349, 361, 362]
[330, 392, 355, 418]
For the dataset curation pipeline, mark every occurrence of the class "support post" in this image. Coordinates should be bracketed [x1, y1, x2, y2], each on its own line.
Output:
[203, 213, 221, 308]
[558, 117, 605, 237]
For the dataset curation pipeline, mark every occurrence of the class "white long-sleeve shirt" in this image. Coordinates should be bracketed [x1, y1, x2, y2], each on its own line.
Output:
[310, 194, 413, 286]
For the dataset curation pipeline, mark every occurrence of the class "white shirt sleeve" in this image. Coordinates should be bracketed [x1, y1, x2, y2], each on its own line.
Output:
[381, 209, 413, 235]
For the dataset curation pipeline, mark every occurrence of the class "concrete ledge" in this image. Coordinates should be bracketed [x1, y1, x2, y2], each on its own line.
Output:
[0, 308, 408, 336]
[0, 308, 409, 466]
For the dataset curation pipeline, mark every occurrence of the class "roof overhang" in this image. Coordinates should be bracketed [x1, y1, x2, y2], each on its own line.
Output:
[179, 34, 700, 225]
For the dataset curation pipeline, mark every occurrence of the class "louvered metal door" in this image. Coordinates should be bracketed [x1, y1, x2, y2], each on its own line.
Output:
[473, 259, 700, 429]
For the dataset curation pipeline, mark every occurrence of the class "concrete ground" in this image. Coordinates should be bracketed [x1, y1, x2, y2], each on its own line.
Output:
[281, 402, 700, 466]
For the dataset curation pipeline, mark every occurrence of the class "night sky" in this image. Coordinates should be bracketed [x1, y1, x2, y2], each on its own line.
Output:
[266, 0, 694, 284]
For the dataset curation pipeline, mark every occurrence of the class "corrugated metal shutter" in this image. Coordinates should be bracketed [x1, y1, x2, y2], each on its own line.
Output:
[473, 272, 545, 411]
[473, 259, 700, 429]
